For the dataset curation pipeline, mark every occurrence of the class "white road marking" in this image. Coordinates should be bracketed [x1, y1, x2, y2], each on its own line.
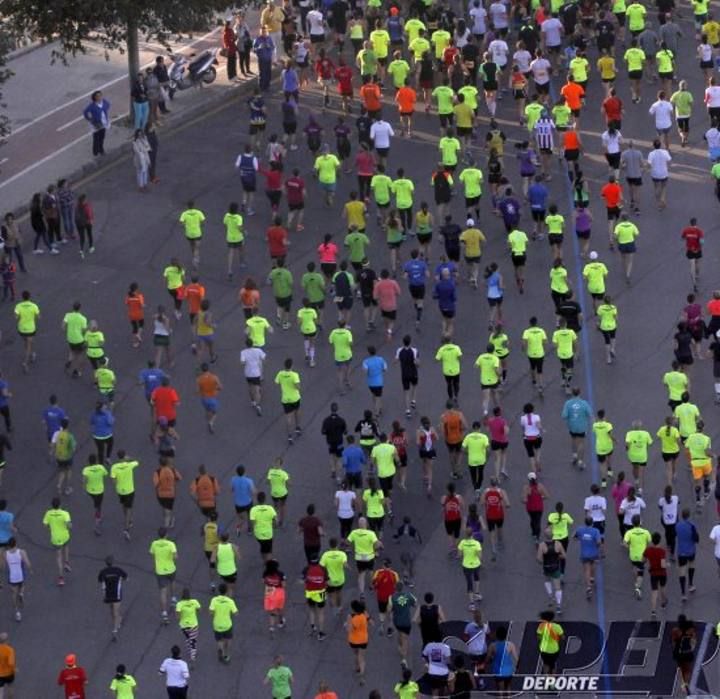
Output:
[7, 27, 220, 139]
[57, 116, 83, 132]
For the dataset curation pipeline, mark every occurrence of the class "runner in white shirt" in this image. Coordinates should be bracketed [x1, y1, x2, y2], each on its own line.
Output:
[240, 339, 267, 415]
[530, 52, 552, 99]
[648, 92, 674, 148]
[159, 646, 190, 691]
[658, 485, 679, 558]
[709, 523, 720, 568]
[489, 1, 509, 34]
[307, 8, 326, 53]
[469, 1, 488, 38]
[583, 484, 608, 532]
[513, 45, 532, 75]
[540, 16, 564, 67]
[619, 489, 646, 530]
[488, 38, 509, 77]
[704, 78, 720, 123]
[520, 405, 543, 471]
[4, 538, 31, 621]
[369, 119, 395, 165]
[704, 123, 720, 160]
[646, 139, 671, 209]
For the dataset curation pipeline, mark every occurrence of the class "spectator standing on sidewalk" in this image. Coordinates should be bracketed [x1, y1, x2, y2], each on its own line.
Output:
[1, 214, 27, 273]
[74, 194, 95, 257]
[146, 123, 160, 184]
[131, 73, 149, 131]
[254, 27, 275, 92]
[82, 90, 110, 157]
[153, 56, 172, 111]
[223, 20, 238, 81]
[30, 193, 51, 254]
[144, 67, 162, 125]
[132, 130, 152, 193]
[261, 0, 285, 63]
[57, 179, 76, 241]
[42, 184, 61, 251]
[235, 14, 254, 77]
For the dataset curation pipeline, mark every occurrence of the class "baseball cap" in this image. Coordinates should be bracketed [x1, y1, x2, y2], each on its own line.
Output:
[65, 654, 76, 667]
[589, 251, 598, 260]
[466, 218, 475, 227]
[527, 472, 537, 481]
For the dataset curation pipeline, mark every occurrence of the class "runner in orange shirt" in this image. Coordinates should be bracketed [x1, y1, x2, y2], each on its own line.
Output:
[395, 80, 417, 137]
[313, 680, 339, 699]
[190, 464, 220, 517]
[560, 76, 585, 128]
[346, 599, 371, 684]
[124, 282, 145, 348]
[197, 363, 222, 434]
[441, 401, 468, 480]
[562, 128, 583, 169]
[153, 457, 182, 528]
[239, 278, 261, 319]
[359, 77, 382, 119]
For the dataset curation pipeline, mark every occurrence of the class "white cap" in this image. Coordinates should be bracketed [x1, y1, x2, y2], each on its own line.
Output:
[716, 329, 720, 339]
[527, 472, 537, 481]
[466, 218, 475, 227]
[589, 251, 598, 260]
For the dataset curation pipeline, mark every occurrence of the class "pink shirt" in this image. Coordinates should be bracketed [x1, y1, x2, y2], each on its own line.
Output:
[487, 416, 508, 444]
[373, 279, 401, 311]
[611, 481, 632, 513]
[317, 242, 338, 264]
[355, 150, 376, 177]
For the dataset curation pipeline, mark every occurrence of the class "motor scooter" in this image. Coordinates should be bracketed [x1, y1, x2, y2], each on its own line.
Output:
[168, 49, 219, 89]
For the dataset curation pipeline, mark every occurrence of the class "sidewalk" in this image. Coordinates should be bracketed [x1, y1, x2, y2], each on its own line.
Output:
[0, 10, 260, 215]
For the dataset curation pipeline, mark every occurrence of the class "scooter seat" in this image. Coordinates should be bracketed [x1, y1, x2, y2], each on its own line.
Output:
[188, 51, 211, 73]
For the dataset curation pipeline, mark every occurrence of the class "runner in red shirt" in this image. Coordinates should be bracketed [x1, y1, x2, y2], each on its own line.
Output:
[601, 88, 623, 128]
[600, 175, 624, 247]
[151, 378, 180, 426]
[643, 532, 668, 617]
[57, 654, 88, 699]
[482, 477, 510, 560]
[334, 56, 354, 114]
[285, 169, 306, 232]
[370, 559, 399, 636]
[266, 217, 289, 264]
[441, 482, 465, 553]
[680, 217, 704, 291]
[184, 277, 205, 324]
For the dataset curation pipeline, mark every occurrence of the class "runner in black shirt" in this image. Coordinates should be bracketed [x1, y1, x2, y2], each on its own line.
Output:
[358, 260, 378, 330]
[395, 335, 419, 417]
[98, 555, 128, 640]
[321, 402, 347, 480]
[0, 433, 11, 489]
[557, 290, 583, 332]
[439, 216, 462, 263]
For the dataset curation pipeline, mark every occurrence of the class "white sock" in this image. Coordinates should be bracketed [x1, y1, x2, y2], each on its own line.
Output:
[555, 589, 562, 606]
[544, 581, 553, 597]
[304, 339, 310, 355]
[714, 383, 720, 396]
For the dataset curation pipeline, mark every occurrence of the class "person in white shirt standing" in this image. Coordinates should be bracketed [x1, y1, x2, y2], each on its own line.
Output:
[649, 90, 674, 149]
[647, 138, 672, 209]
[159, 645, 190, 697]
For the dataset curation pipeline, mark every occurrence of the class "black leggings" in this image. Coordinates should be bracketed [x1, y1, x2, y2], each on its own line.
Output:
[399, 206, 413, 232]
[94, 436, 114, 463]
[528, 510, 543, 539]
[0, 405, 11, 431]
[445, 374, 459, 400]
[358, 175, 371, 201]
[78, 224, 94, 252]
[238, 51, 251, 74]
[168, 288, 182, 312]
[663, 522, 677, 554]
[46, 218, 61, 245]
[469, 464, 484, 491]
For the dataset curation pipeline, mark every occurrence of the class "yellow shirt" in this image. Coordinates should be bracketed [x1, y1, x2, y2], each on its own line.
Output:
[597, 55, 616, 80]
[459, 228, 486, 258]
[345, 200, 367, 230]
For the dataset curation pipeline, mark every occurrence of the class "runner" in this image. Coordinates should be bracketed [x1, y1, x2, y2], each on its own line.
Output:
[574, 517, 603, 599]
[149, 527, 178, 623]
[2, 538, 30, 622]
[175, 588, 201, 663]
[209, 583, 238, 664]
[250, 491, 278, 562]
[97, 555, 127, 640]
[211, 532, 240, 598]
[42, 497, 71, 586]
[623, 514, 652, 599]
[537, 529, 565, 613]
[110, 451, 139, 540]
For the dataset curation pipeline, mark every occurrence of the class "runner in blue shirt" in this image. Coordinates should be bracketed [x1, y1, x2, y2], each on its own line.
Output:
[138, 361, 167, 402]
[574, 516, 603, 599]
[42, 395, 67, 442]
[341, 435, 366, 489]
[0, 500, 15, 545]
[527, 175, 549, 240]
[675, 508, 699, 600]
[561, 387, 593, 470]
[231, 464, 256, 535]
[362, 346, 388, 416]
[403, 249, 429, 329]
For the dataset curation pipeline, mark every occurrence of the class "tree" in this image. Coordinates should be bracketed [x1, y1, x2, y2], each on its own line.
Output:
[0, 0, 227, 103]
[0, 29, 14, 143]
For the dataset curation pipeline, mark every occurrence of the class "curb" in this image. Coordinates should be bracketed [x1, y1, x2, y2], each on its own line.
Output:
[10, 72, 270, 220]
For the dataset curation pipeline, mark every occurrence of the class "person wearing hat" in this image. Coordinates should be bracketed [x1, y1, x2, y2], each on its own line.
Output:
[459, 218, 486, 288]
[57, 653, 88, 699]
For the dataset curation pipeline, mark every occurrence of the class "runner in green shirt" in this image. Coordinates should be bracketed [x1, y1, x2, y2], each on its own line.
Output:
[268, 261, 293, 330]
[175, 589, 201, 662]
[668, 81, 692, 147]
[82, 455, 108, 534]
[314, 146, 341, 206]
[347, 518, 381, 594]
[439, 132, 462, 169]
[391, 170, 415, 224]
[462, 422, 490, 492]
[656, 416, 681, 486]
[223, 202, 244, 279]
[432, 79, 455, 132]
[328, 322, 353, 392]
[388, 53, 411, 88]
[507, 228, 529, 292]
[319, 540, 348, 610]
[264, 657, 293, 699]
[266, 456, 290, 526]
[250, 491, 278, 560]
[552, 320, 577, 392]
[623, 41, 645, 103]
[301, 262, 326, 325]
[110, 451, 139, 538]
[246, 315, 272, 348]
[274, 358, 301, 442]
[593, 410, 615, 486]
[457, 528, 483, 606]
[209, 583, 239, 663]
[43, 497, 71, 585]
[596, 294, 618, 363]
[663, 362, 689, 408]
[435, 338, 462, 401]
[344, 227, 371, 265]
[623, 515, 651, 598]
[522, 317, 548, 392]
[613, 214, 639, 283]
[14, 290, 40, 371]
[63, 302, 88, 377]
[625, 421, 653, 492]
[110, 667, 137, 699]
[179, 200, 205, 268]
[474, 345, 501, 415]
[459, 166, 483, 221]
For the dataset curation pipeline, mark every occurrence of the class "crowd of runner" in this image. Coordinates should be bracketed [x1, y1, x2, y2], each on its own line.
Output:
[3, 0, 720, 696]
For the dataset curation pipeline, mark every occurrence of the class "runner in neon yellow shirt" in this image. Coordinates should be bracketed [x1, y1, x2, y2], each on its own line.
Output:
[274, 358, 301, 443]
[179, 201, 205, 268]
[522, 317, 547, 392]
[462, 422, 490, 492]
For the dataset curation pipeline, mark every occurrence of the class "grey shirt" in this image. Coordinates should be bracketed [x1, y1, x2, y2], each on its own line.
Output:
[659, 21, 682, 53]
[638, 28, 659, 56]
[621, 148, 643, 179]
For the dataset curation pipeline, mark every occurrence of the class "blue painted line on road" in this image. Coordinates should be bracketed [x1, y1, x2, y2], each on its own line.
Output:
[562, 160, 611, 689]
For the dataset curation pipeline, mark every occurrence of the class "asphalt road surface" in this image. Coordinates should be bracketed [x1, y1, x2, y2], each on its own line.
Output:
[2, 12, 720, 698]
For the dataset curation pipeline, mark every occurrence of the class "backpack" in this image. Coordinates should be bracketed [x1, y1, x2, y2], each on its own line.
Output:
[334, 271, 351, 297]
